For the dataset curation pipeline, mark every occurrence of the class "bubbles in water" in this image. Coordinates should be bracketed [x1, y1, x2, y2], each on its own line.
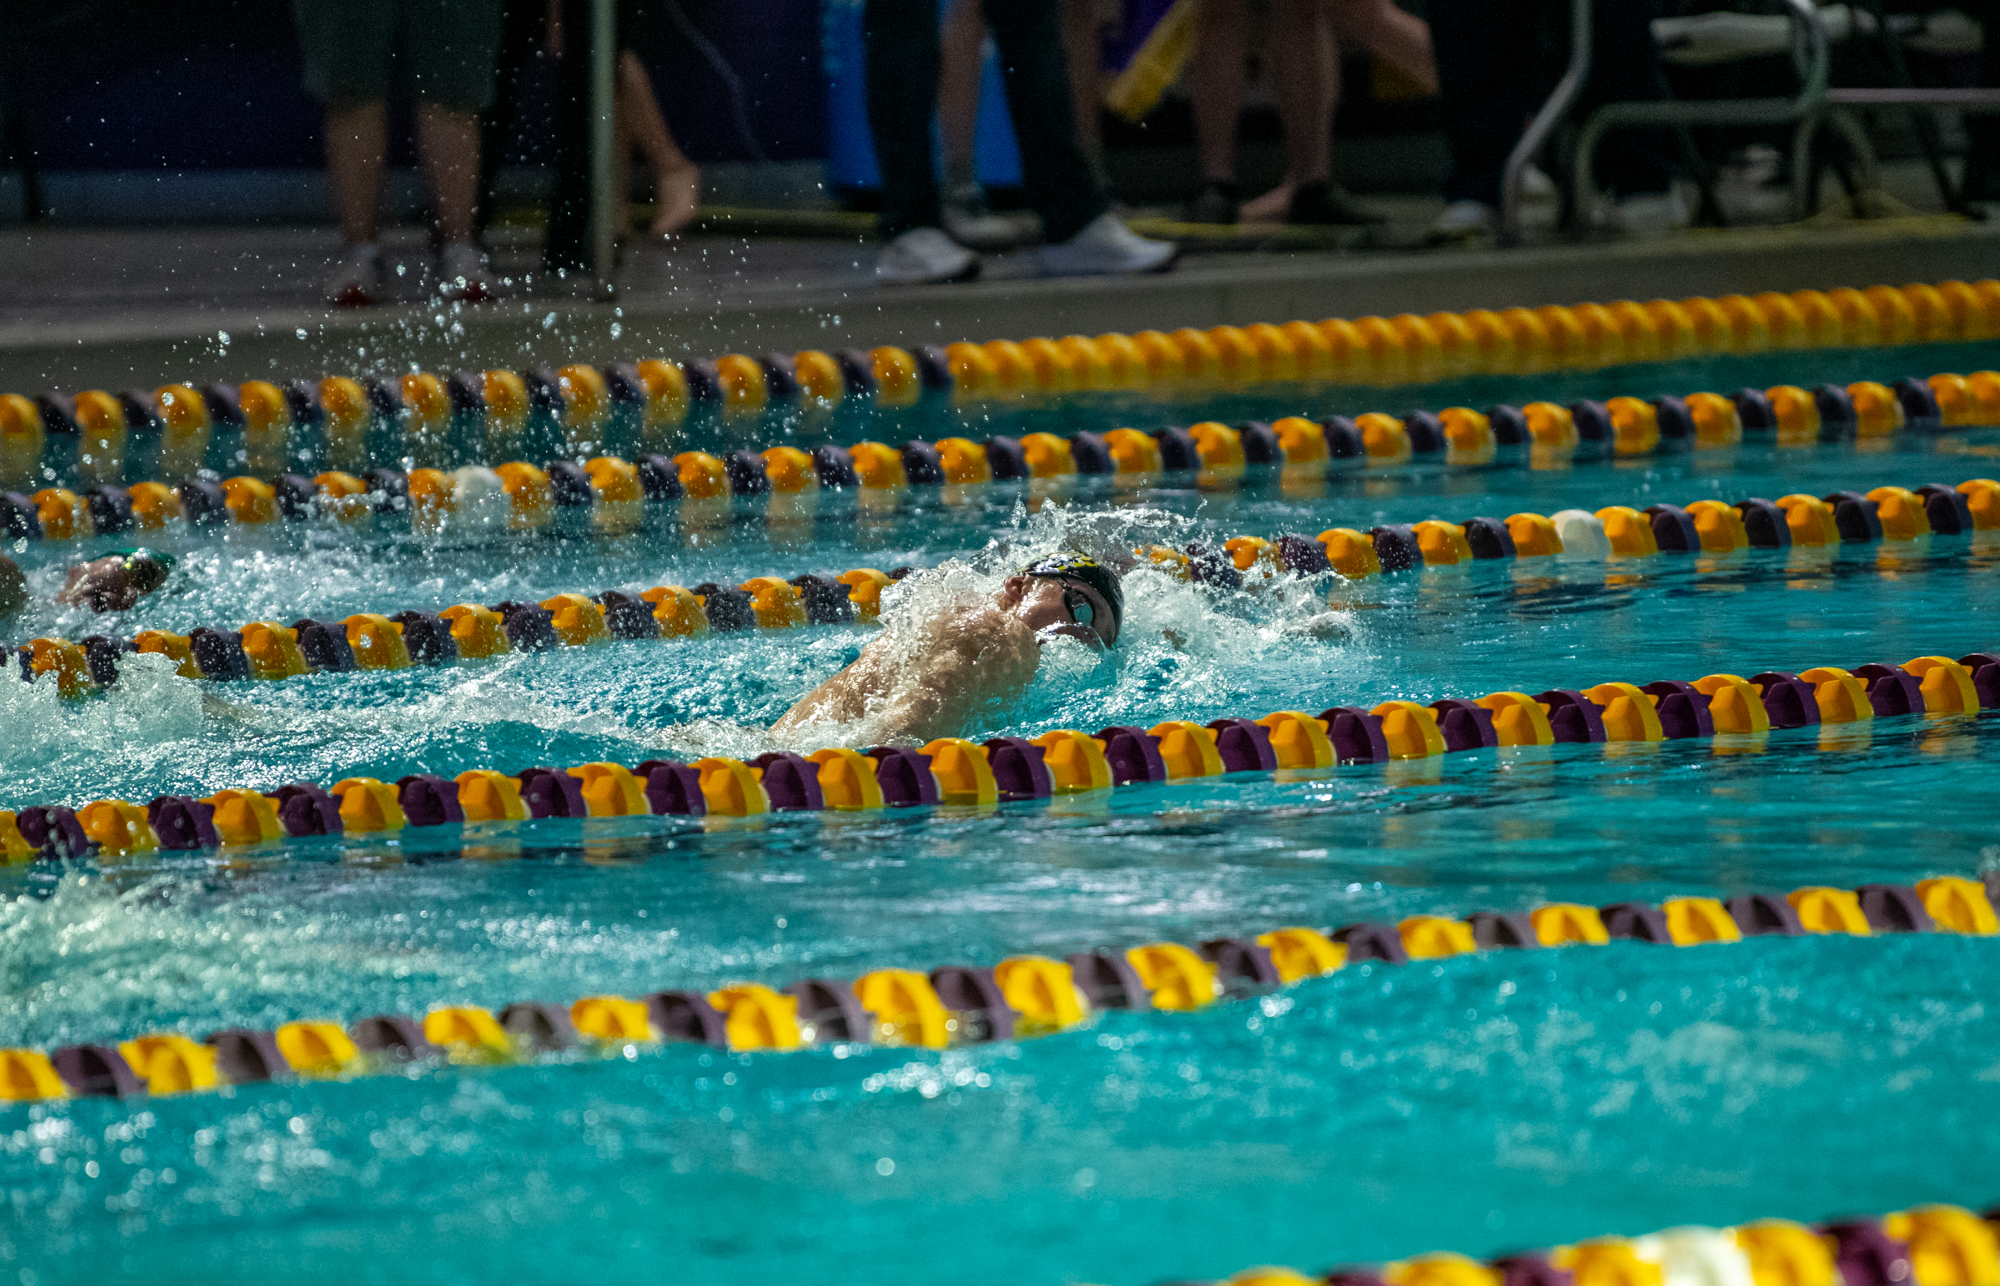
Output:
[0, 868, 431, 1047]
[445, 466, 514, 532]
[0, 653, 203, 783]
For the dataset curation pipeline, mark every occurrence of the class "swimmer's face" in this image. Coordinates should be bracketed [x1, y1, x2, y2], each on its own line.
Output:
[1005, 575, 1119, 649]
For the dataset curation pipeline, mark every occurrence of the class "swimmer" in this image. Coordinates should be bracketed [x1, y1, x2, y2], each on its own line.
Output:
[773, 552, 1121, 745]
[55, 547, 174, 613]
[0, 554, 25, 618]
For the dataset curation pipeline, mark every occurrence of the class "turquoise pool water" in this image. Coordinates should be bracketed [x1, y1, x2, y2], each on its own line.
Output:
[5, 933, 1997, 1284]
[3, 343, 1998, 1283]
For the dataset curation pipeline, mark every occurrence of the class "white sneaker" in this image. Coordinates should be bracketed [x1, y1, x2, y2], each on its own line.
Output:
[436, 241, 496, 302]
[876, 227, 979, 285]
[326, 242, 383, 307]
[942, 181, 1041, 252]
[1519, 164, 1558, 201]
[1428, 199, 1496, 243]
[1038, 212, 1176, 277]
[1608, 189, 1691, 238]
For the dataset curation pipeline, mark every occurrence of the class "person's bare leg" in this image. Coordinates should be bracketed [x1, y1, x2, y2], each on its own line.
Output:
[614, 78, 633, 237]
[1271, 0, 1335, 188]
[415, 100, 481, 244]
[1330, 0, 1436, 95]
[1190, 0, 1245, 186]
[1240, 0, 1334, 218]
[326, 101, 388, 246]
[939, 0, 986, 182]
[1060, 0, 1102, 164]
[617, 49, 699, 238]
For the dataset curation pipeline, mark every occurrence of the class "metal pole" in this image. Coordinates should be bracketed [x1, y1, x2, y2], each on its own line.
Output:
[1501, 0, 1591, 245]
[587, 0, 618, 293]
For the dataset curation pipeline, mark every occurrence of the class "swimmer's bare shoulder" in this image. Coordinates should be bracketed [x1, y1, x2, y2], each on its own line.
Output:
[930, 600, 1041, 693]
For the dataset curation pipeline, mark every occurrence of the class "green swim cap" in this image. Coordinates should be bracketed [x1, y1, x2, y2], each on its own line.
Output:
[1024, 552, 1123, 639]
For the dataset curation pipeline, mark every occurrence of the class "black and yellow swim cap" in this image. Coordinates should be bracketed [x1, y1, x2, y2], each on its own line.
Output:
[1024, 552, 1123, 638]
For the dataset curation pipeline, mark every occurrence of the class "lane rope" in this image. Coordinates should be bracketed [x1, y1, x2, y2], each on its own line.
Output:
[6, 367, 1997, 548]
[4, 641, 1995, 852]
[2, 871, 1994, 1100]
[1178, 1203, 2000, 1286]
[9, 474, 1996, 695]
[4, 283, 1995, 498]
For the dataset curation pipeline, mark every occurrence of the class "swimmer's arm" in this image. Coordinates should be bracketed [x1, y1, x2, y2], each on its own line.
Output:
[772, 603, 1036, 742]
[872, 605, 1038, 741]
[771, 614, 935, 733]
[772, 646, 883, 732]
[103, 567, 139, 611]
[1287, 612, 1351, 641]
[55, 558, 132, 612]
[773, 624, 975, 740]
[54, 564, 89, 605]
[867, 620, 994, 740]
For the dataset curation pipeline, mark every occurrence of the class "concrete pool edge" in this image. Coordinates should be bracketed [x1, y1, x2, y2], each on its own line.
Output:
[6, 218, 2000, 399]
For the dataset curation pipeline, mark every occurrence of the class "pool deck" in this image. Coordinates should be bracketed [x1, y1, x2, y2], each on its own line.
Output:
[3, 211, 1999, 398]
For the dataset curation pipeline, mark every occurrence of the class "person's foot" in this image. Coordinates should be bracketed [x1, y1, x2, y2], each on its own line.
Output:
[1185, 181, 1241, 224]
[650, 161, 700, 239]
[876, 227, 979, 285]
[1518, 163, 1558, 202]
[1427, 199, 1497, 244]
[1286, 180, 1389, 226]
[1607, 188, 1691, 238]
[326, 242, 384, 307]
[1238, 182, 1293, 223]
[1038, 212, 1176, 277]
[436, 241, 497, 302]
[941, 180, 1040, 252]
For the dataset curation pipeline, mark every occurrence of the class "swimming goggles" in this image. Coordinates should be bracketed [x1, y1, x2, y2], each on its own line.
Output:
[1054, 578, 1117, 648]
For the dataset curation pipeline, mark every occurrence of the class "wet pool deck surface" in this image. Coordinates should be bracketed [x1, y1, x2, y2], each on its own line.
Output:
[2, 208, 1999, 398]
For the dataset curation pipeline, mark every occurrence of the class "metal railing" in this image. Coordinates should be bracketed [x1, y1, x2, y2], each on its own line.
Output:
[1500, 0, 1595, 244]
[1502, 0, 1835, 240]
[1539, 0, 2000, 235]
[1808, 87, 2000, 217]
[1569, 0, 1832, 231]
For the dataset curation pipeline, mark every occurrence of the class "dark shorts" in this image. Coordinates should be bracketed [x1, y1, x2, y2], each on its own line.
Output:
[293, 0, 508, 111]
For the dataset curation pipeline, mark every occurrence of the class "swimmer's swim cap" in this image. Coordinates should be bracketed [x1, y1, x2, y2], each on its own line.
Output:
[1024, 552, 1123, 637]
[115, 548, 174, 593]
